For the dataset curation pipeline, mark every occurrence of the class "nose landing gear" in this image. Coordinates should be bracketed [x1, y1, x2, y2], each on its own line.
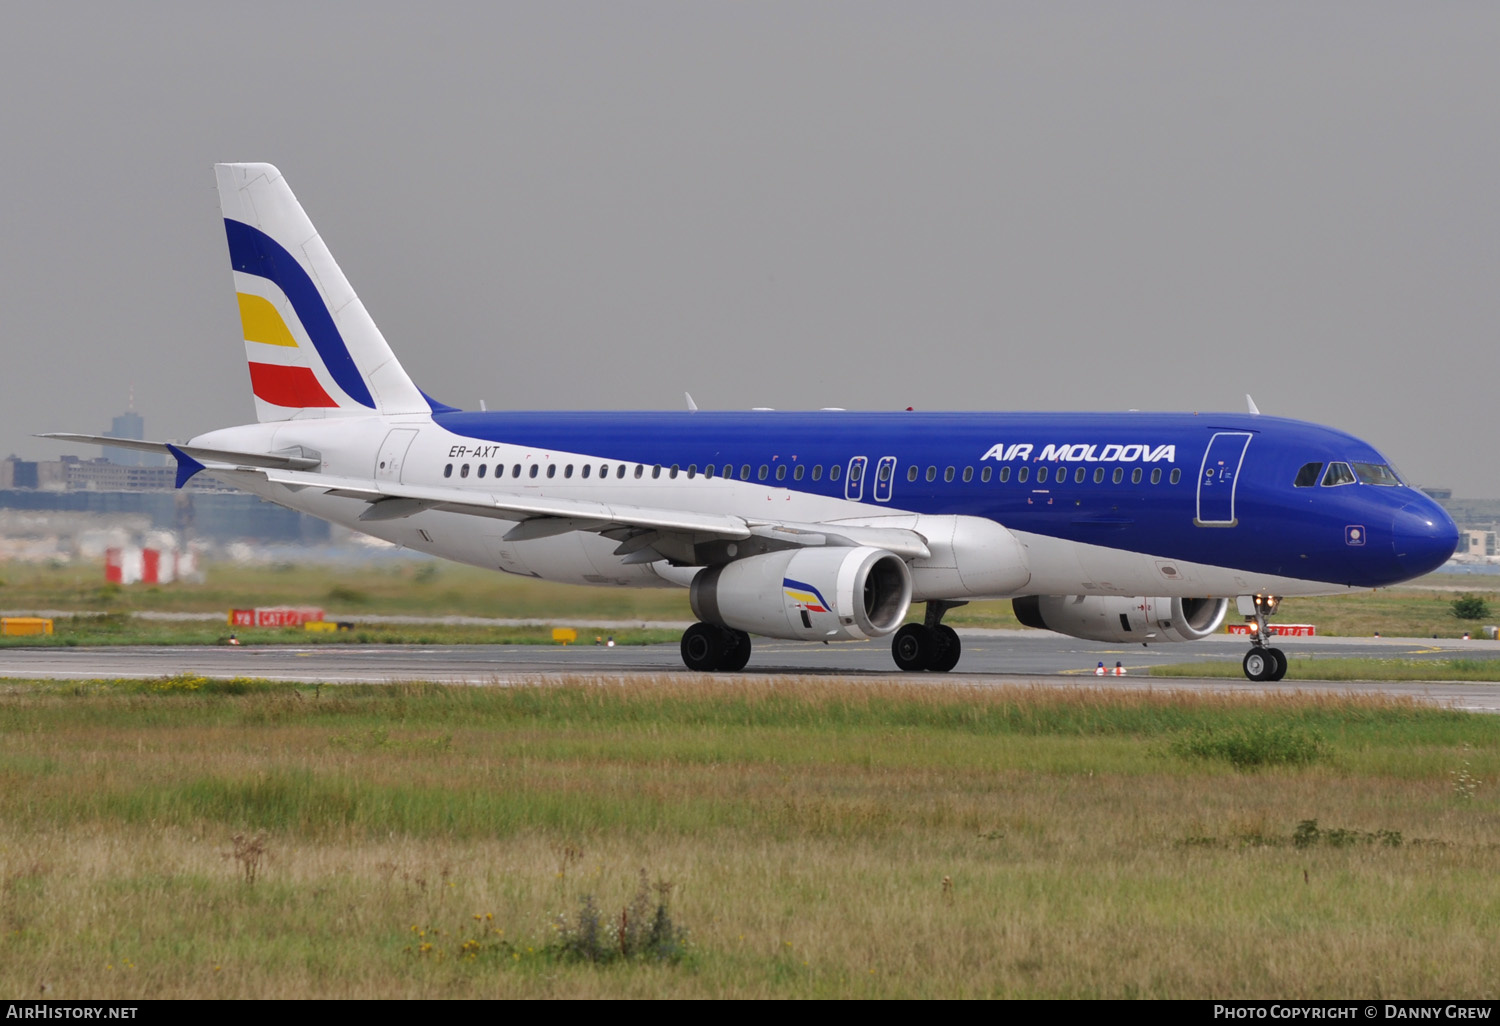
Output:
[1240, 594, 1287, 682]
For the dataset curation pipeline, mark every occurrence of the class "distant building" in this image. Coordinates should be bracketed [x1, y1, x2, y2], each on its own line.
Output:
[0, 457, 38, 490]
[1460, 530, 1497, 558]
[102, 409, 166, 467]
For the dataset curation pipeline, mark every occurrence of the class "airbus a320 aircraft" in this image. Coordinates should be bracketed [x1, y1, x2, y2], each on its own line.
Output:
[46, 164, 1460, 680]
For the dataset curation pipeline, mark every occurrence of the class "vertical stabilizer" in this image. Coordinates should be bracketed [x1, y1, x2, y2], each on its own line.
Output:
[215, 163, 430, 422]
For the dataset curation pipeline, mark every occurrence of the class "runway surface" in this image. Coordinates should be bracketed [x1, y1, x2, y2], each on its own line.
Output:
[4, 630, 1499, 711]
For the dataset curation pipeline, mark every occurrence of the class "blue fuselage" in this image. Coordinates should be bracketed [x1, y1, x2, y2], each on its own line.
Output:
[433, 408, 1458, 590]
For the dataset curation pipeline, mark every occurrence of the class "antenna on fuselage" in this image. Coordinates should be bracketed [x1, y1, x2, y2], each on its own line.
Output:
[1245, 394, 1261, 415]
[685, 392, 698, 413]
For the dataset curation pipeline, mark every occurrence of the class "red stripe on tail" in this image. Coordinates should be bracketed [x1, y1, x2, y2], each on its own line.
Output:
[247, 362, 339, 408]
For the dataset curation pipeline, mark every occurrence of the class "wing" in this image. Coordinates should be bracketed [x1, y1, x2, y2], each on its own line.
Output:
[245, 465, 933, 563]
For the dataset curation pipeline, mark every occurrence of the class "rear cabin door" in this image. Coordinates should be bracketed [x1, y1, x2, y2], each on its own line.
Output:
[375, 429, 419, 485]
[1195, 432, 1252, 527]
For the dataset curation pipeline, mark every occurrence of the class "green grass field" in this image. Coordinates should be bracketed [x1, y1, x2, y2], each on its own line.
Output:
[2, 559, 1496, 640]
[1152, 657, 1500, 681]
[1, 677, 1498, 998]
[0, 614, 680, 649]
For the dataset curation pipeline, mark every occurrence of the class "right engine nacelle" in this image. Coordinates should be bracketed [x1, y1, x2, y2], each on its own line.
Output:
[690, 546, 912, 642]
[1012, 595, 1228, 644]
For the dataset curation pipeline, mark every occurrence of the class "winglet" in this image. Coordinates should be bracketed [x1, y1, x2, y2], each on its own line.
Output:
[165, 444, 205, 489]
[1245, 394, 1261, 416]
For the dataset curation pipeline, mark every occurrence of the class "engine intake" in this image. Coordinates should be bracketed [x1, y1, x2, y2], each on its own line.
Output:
[691, 546, 912, 641]
[1013, 594, 1228, 644]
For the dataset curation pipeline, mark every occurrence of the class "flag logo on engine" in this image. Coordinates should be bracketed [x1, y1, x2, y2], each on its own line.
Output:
[783, 578, 831, 613]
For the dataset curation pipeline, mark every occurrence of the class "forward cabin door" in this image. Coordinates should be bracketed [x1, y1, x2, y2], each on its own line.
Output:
[1195, 432, 1252, 527]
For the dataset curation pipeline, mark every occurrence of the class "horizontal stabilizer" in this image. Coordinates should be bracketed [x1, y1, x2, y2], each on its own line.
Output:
[37, 433, 321, 471]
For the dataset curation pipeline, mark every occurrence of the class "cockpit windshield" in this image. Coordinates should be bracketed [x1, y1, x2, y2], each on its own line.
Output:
[1321, 462, 1356, 487]
[1351, 462, 1403, 486]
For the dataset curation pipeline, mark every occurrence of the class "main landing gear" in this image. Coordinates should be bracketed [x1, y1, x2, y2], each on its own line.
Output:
[891, 600, 967, 673]
[1241, 594, 1288, 682]
[680, 622, 752, 672]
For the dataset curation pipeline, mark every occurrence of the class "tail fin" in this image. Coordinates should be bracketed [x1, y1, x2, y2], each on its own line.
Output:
[215, 163, 431, 422]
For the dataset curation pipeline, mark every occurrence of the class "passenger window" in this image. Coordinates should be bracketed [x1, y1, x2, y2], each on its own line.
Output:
[1131, 468, 1142, 484]
[705, 464, 715, 479]
[908, 466, 919, 482]
[1170, 468, 1181, 485]
[944, 467, 955, 482]
[460, 464, 470, 478]
[758, 465, 768, 481]
[962, 467, 973, 483]
[1037, 467, 1049, 483]
[582, 465, 591, 479]
[849, 462, 862, 483]
[739, 465, 750, 480]
[547, 464, 556, 479]
[687, 465, 695, 479]
[775, 465, 786, 481]
[635, 465, 644, 479]
[443, 464, 453, 478]
[1017, 467, 1029, 483]
[476, 464, 486, 479]
[669, 465, 679, 479]
[812, 465, 822, 481]
[830, 465, 841, 482]
[1000, 466, 1011, 483]
[1151, 468, 1162, 484]
[981, 467, 992, 483]
[652, 465, 662, 479]
[1112, 467, 1123, 484]
[1322, 462, 1356, 487]
[563, 464, 572, 479]
[513, 464, 522, 478]
[879, 463, 892, 483]
[1074, 467, 1086, 484]
[616, 465, 626, 479]
[1293, 462, 1323, 488]
[1093, 467, 1104, 483]
[926, 466, 937, 482]
[793, 465, 804, 481]
[723, 464, 733, 479]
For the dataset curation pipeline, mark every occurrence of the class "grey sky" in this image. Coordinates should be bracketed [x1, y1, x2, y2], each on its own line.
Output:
[2, 2, 1496, 495]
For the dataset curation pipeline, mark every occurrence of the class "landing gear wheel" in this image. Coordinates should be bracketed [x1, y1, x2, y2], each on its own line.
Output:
[892, 624, 930, 672]
[1242, 649, 1275, 682]
[1265, 647, 1287, 682]
[927, 624, 962, 672]
[720, 629, 752, 672]
[681, 622, 726, 672]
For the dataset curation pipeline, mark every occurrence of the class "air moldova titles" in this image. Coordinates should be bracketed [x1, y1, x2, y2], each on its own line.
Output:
[980, 443, 1177, 463]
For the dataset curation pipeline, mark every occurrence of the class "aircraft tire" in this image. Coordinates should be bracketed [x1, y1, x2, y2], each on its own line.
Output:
[891, 624, 930, 672]
[927, 625, 962, 672]
[720, 629, 752, 672]
[1242, 649, 1275, 682]
[1265, 647, 1288, 682]
[681, 622, 727, 672]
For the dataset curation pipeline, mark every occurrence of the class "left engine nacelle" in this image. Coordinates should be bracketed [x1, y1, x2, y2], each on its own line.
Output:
[690, 547, 912, 642]
[1012, 594, 1228, 644]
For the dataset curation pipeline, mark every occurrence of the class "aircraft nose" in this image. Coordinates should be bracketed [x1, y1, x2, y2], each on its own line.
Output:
[1390, 499, 1460, 580]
